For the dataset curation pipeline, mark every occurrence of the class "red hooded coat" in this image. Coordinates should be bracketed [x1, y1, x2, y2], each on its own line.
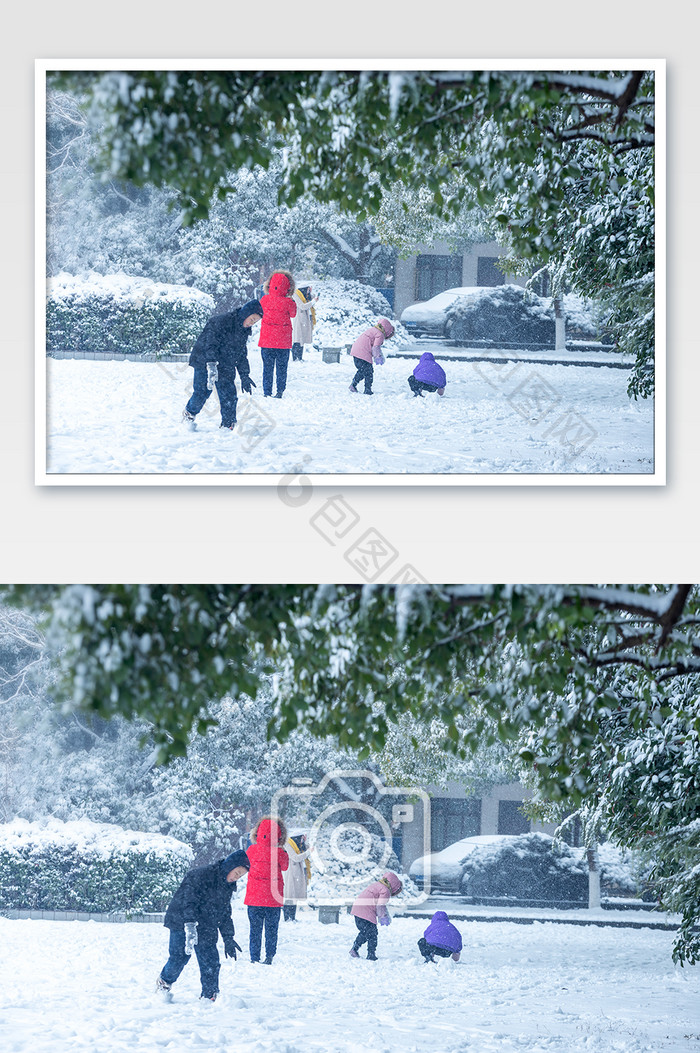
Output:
[258, 272, 297, 349]
[244, 818, 290, 907]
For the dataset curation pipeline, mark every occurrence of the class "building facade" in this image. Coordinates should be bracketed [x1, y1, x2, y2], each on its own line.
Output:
[399, 780, 556, 871]
[393, 240, 527, 319]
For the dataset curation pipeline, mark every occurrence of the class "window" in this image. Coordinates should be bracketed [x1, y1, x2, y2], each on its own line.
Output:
[431, 797, 481, 851]
[497, 800, 530, 835]
[416, 254, 463, 301]
[477, 256, 505, 287]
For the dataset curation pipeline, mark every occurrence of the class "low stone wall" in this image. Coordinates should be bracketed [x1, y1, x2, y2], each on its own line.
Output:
[2, 909, 165, 923]
[48, 351, 190, 362]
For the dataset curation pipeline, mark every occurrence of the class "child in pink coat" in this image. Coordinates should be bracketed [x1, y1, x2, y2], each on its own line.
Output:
[348, 318, 395, 395]
[349, 870, 402, 960]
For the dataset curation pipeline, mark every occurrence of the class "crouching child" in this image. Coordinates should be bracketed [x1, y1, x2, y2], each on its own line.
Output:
[417, 910, 462, 963]
[156, 849, 250, 1002]
[349, 870, 402, 960]
[408, 351, 446, 397]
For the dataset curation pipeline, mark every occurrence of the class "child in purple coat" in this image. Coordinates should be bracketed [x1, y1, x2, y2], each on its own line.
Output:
[408, 351, 447, 397]
[348, 318, 395, 395]
[417, 910, 462, 962]
[349, 871, 403, 960]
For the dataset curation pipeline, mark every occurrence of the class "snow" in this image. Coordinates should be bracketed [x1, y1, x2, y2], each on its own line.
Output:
[0, 817, 192, 865]
[44, 351, 654, 477]
[1, 910, 697, 1052]
[401, 287, 492, 326]
[410, 835, 511, 886]
[47, 271, 214, 311]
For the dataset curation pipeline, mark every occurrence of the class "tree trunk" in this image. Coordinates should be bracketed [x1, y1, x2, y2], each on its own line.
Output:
[554, 296, 566, 351]
[587, 847, 601, 909]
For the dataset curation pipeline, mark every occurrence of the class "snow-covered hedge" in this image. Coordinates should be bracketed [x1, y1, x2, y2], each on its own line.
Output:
[444, 285, 604, 347]
[0, 818, 194, 913]
[46, 272, 214, 357]
[457, 833, 646, 903]
[445, 285, 555, 346]
[459, 833, 588, 902]
[560, 293, 606, 341]
[311, 278, 413, 351]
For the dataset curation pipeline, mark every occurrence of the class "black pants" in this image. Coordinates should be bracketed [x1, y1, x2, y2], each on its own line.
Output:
[351, 357, 374, 393]
[291, 342, 304, 361]
[160, 927, 221, 998]
[408, 376, 440, 397]
[352, 916, 378, 958]
[186, 363, 238, 427]
[283, 904, 297, 921]
[261, 348, 290, 396]
[417, 936, 454, 961]
[247, 905, 281, 961]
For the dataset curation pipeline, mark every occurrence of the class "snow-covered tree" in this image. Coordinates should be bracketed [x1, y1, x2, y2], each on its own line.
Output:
[8, 584, 699, 961]
[59, 69, 656, 391]
[47, 92, 395, 305]
[0, 608, 53, 822]
[374, 179, 494, 259]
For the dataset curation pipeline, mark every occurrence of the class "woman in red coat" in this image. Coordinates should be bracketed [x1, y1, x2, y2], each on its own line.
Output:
[258, 270, 297, 398]
[244, 816, 289, 963]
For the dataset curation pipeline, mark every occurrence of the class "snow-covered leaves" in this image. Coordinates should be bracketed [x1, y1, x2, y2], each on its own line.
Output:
[311, 278, 411, 348]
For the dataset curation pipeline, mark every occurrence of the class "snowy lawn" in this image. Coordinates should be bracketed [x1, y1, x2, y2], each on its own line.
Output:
[2, 911, 698, 1053]
[44, 351, 654, 477]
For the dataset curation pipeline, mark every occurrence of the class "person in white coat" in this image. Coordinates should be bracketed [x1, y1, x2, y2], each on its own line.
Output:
[282, 833, 311, 920]
[290, 285, 318, 361]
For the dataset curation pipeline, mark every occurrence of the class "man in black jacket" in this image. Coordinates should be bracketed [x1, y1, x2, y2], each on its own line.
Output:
[156, 849, 250, 1001]
[182, 299, 262, 431]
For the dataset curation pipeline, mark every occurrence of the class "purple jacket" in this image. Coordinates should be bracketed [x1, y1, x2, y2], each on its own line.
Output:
[423, 911, 462, 953]
[413, 352, 446, 389]
[350, 871, 402, 924]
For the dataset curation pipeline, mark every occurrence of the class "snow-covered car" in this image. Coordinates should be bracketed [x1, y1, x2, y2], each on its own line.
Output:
[400, 286, 494, 338]
[409, 834, 514, 891]
[411, 832, 645, 903]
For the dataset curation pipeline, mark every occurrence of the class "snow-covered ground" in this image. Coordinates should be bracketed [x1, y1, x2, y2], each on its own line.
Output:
[1, 911, 697, 1052]
[44, 350, 654, 477]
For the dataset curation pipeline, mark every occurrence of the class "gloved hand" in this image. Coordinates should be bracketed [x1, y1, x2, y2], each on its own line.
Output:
[206, 362, 218, 390]
[240, 376, 256, 394]
[378, 914, 391, 926]
[184, 921, 198, 955]
[224, 938, 242, 960]
[375, 352, 385, 366]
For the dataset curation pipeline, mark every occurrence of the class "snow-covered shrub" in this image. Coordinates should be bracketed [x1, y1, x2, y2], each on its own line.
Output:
[597, 841, 651, 898]
[459, 832, 588, 902]
[0, 818, 193, 913]
[311, 278, 412, 351]
[46, 272, 214, 357]
[561, 293, 606, 341]
[304, 824, 420, 906]
[445, 284, 555, 347]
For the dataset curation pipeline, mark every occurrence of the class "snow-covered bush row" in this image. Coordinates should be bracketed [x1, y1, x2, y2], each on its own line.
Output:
[597, 841, 652, 898]
[457, 833, 645, 902]
[303, 824, 421, 906]
[46, 272, 214, 357]
[311, 277, 413, 351]
[560, 293, 607, 340]
[459, 833, 588, 902]
[0, 818, 193, 913]
[444, 285, 601, 346]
